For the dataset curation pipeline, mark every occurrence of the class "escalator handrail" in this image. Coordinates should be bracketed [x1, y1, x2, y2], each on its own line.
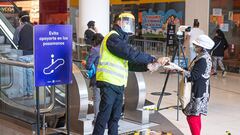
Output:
[0, 57, 56, 114]
[1, 65, 13, 89]
[46, 86, 65, 107]
[0, 85, 55, 114]
[40, 86, 55, 113]
[0, 12, 15, 35]
[0, 57, 33, 68]
[0, 12, 17, 49]
[0, 20, 17, 49]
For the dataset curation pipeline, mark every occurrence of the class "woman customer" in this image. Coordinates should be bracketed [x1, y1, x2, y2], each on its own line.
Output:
[211, 29, 228, 77]
[86, 33, 104, 124]
[181, 35, 214, 135]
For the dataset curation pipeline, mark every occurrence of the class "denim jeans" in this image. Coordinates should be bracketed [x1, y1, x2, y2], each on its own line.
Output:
[18, 55, 34, 96]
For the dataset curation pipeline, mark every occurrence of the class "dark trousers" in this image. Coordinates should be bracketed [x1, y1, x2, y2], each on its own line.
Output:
[92, 82, 124, 135]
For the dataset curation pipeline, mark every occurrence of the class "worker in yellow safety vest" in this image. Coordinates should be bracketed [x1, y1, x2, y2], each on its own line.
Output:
[92, 12, 170, 135]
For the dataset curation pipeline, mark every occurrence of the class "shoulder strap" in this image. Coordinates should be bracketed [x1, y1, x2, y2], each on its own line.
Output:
[212, 41, 221, 52]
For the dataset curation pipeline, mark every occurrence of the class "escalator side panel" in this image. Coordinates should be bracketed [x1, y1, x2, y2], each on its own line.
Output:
[68, 64, 89, 133]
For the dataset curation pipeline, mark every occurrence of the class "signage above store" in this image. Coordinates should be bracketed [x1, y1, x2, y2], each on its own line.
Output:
[111, 0, 185, 5]
[0, 6, 15, 13]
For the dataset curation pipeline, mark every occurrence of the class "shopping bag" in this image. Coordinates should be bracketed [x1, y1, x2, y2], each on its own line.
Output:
[179, 76, 191, 109]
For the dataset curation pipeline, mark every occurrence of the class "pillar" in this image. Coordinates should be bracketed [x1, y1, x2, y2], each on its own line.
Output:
[39, 0, 68, 24]
[185, 0, 210, 34]
[78, 0, 110, 40]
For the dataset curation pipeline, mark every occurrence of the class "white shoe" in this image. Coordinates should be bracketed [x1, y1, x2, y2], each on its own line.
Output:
[222, 71, 227, 77]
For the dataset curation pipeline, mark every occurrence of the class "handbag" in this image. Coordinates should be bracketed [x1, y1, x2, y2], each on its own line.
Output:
[179, 76, 191, 109]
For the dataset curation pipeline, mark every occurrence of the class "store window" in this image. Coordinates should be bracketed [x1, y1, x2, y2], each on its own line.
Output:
[210, 0, 240, 61]
[0, 0, 69, 26]
[40, 0, 68, 24]
[111, 2, 185, 40]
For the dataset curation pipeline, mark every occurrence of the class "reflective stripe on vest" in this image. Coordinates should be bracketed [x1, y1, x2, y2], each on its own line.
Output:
[96, 30, 128, 86]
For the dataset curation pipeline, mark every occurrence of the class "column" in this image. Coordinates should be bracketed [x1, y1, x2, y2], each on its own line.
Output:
[185, 0, 210, 34]
[78, 0, 110, 40]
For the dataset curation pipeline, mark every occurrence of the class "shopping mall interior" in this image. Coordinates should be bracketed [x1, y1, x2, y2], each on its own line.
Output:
[0, 0, 239, 135]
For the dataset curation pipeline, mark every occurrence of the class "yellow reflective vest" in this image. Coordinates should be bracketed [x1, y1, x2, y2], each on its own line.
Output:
[96, 30, 128, 86]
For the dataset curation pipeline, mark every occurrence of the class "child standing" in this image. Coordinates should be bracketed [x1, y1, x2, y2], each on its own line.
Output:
[86, 33, 104, 124]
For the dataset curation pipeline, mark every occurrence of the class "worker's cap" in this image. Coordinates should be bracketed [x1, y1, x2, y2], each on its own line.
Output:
[192, 35, 214, 49]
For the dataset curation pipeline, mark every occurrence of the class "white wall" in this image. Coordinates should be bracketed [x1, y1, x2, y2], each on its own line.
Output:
[78, 0, 110, 39]
[185, 0, 210, 34]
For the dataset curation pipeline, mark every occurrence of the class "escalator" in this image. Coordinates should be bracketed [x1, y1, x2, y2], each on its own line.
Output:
[0, 51, 91, 134]
[0, 8, 69, 133]
[0, 50, 66, 129]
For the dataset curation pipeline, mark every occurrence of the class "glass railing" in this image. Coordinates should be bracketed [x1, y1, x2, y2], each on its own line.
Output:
[0, 12, 17, 49]
[0, 12, 15, 36]
[0, 49, 57, 121]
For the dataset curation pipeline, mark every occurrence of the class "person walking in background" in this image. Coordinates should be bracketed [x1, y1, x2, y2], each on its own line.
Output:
[92, 13, 170, 135]
[181, 35, 214, 135]
[211, 29, 228, 77]
[187, 19, 204, 61]
[86, 33, 104, 124]
[84, 20, 97, 46]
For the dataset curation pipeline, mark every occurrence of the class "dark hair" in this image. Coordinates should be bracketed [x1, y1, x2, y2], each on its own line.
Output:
[216, 29, 228, 45]
[193, 19, 199, 27]
[216, 29, 224, 38]
[114, 13, 121, 23]
[87, 21, 95, 28]
[19, 11, 30, 23]
[92, 33, 104, 47]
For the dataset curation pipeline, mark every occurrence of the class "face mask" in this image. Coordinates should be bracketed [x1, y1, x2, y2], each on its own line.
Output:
[120, 17, 135, 34]
[194, 46, 200, 54]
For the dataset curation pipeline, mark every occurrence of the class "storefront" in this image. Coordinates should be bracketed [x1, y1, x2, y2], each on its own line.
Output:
[0, 0, 70, 26]
[110, 0, 185, 39]
[210, 0, 240, 71]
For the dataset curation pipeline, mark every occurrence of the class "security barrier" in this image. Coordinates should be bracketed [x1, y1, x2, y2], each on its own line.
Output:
[73, 39, 167, 64]
[130, 39, 167, 57]
[74, 42, 91, 62]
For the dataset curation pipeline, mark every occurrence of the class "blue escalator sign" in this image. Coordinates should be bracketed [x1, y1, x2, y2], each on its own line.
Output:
[34, 25, 72, 86]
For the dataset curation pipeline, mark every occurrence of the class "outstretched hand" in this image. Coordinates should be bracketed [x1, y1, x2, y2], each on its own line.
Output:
[157, 57, 170, 66]
[147, 62, 160, 72]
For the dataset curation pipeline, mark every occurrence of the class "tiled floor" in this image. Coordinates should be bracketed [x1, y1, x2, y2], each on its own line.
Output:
[0, 118, 32, 135]
[0, 71, 239, 135]
[143, 71, 240, 135]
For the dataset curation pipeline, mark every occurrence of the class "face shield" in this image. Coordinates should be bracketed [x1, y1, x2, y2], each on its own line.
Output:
[119, 13, 135, 35]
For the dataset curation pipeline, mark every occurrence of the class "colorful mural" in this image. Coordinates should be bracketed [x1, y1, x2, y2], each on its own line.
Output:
[142, 9, 183, 38]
